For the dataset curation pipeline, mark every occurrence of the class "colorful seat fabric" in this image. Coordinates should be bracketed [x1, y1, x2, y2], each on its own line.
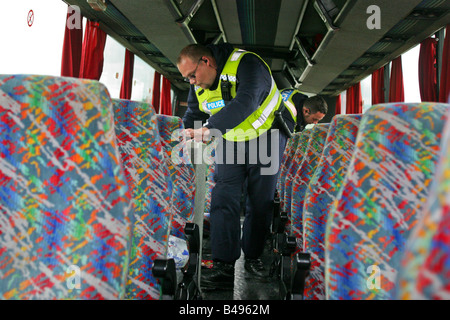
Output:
[0, 75, 132, 299]
[397, 104, 450, 300]
[113, 99, 172, 300]
[303, 115, 361, 300]
[290, 123, 330, 252]
[277, 132, 302, 199]
[325, 103, 450, 300]
[281, 128, 313, 217]
[155, 114, 195, 240]
[202, 138, 218, 234]
[154, 114, 195, 270]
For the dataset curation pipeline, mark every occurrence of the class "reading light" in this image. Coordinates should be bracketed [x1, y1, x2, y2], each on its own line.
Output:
[87, 0, 107, 12]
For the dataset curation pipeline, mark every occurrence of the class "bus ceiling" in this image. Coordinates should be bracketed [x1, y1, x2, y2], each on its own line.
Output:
[63, 0, 450, 96]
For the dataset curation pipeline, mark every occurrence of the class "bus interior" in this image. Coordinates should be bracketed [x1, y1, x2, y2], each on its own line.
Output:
[0, 0, 450, 301]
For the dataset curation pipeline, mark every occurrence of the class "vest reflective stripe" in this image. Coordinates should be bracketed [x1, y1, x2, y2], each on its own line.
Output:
[280, 88, 299, 122]
[251, 78, 280, 130]
[284, 100, 297, 117]
[230, 49, 246, 61]
[195, 48, 283, 142]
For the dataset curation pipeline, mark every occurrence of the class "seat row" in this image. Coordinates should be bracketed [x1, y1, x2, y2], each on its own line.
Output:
[0, 74, 201, 300]
[275, 101, 450, 300]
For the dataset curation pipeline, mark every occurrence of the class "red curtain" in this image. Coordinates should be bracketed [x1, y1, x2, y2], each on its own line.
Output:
[335, 94, 341, 115]
[389, 56, 405, 103]
[439, 25, 450, 103]
[152, 72, 161, 112]
[61, 6, 83, 78]
[79, 20, 107, 80]
[371, 67, 385, 105]
[160, 77, 172, 115]
[419, 38, 438, 102]
[119, 49, 135, 100]
[346, 83, 362, 114]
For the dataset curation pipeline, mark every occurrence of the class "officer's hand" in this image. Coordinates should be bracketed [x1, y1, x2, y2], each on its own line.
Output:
[185, 128, 195, 139]
[195, 127, 210, 142]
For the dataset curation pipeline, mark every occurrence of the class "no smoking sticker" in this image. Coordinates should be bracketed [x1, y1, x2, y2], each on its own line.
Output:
[27, 10, 34, 27]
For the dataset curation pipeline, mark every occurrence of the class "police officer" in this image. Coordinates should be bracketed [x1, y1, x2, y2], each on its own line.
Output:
[177, 43, 295, 290]
[280, 88, 328, 132]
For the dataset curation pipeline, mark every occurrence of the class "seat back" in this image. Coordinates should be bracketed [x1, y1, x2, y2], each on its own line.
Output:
[112, 99, 172, 300]
[290, 123, 330, 251]
[277, 132, 302, 198]
[397, 103, 450, 299]
[202, 138, 218, 233]
[325, 103, 450, 300]
[303, 115, 361, 300]
[0, 75, 132, 299]
[281, 128, 313, 216]
[155, 114, 195, 239]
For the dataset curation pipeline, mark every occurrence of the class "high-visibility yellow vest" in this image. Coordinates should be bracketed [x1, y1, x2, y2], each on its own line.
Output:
[280, 88, 301, 123]
[194, 48, 282, 142]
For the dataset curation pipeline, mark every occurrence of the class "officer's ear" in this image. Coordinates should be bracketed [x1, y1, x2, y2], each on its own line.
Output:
[303, 106, 310, 115]
[203, 57, 217, 70]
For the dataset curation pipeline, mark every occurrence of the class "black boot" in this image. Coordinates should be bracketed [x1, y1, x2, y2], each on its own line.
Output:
[201, 261, 234, 290]
[244, 258, 268, 279]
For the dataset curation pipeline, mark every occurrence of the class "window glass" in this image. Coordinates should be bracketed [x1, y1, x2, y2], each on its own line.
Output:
[361, 75, 372, 113]
[99, 36, 125, 99]
[402, 44, 421, 103]
[131, 55, 155, 104]
[0, 0, 68, 76]
[340, 91, 347, 115]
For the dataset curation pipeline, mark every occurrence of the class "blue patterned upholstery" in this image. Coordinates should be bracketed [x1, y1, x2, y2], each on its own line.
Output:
[154, 114, 196, 270]
[202, 138, 218, 234]
[281, 128, 313, 226]
[290, 124, 330, 252]
[277, 132, 302, 199]
[303, 115, 361, 300]
[0, 75, 132, 299]
[113, 99, 172, 300]
[155, 114, 195, 239]
[397, 103, 450, 299]
[325, 103, 450, 300]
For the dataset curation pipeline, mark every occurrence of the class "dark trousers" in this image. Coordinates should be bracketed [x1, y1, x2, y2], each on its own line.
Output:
[209, 129, 288, 263]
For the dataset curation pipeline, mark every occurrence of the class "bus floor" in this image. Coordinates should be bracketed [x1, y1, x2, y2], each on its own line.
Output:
[200, 230, 281, 300]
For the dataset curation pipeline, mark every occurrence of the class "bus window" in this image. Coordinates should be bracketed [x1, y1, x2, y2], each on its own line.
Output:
[0, 0, 67, 76]
[403, 44, 421, 103]
[99, 35, 125, 100]
[131, 55, 155, 104]
[361, 75, 372, 113]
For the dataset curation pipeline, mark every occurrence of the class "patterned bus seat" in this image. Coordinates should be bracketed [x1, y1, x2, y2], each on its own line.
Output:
[277, 132, 302, 199]
[113, 99, 172, 300]
[325, 103, 450, 300]
[154, 114, 196, 269]
[202, 138, 218, 234]
[397, 103, 450, 299]
[0, 75, 132, 299]
[303, 115, 361, 300]
[290, 123, 330, 252]
[154, 115, 195, 234]
[281, 128, 313, 219]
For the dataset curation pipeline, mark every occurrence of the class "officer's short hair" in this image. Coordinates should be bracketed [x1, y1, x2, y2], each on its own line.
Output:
[177, 44, 213, 64]
[304, 95, 328, 115]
